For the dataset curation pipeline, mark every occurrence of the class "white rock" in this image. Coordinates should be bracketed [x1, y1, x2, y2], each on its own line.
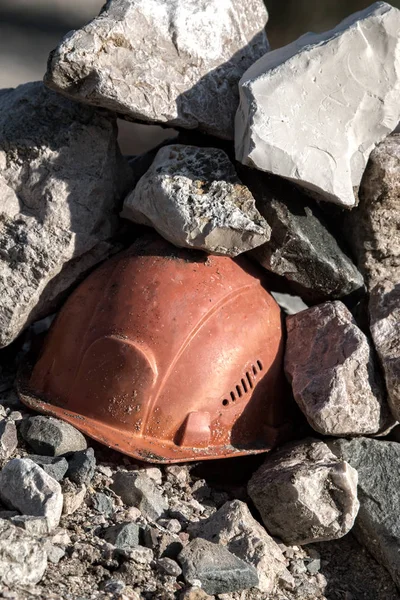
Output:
[192, 500, 293, 593]
[0, 82, 132, 348]
[248, 439, 359, 545]
[122, 145, 270, 256]
[235, 2, 400, 207]
[0, 519, 47, 586]
[45, 0, 269, 140]
[0, 459, 63, 530]
[285, 301, 393, 436]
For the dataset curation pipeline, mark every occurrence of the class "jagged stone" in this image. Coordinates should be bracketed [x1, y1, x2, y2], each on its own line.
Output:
[248, 439, 359, 545]
[0, 519, 47, 586]
[0, 419, 17, 460]
[111, 471, 168, 520]
[122, 145, 269, 256]
[45, 0, 269, 139]
[0, 82, 132, 347]
[285, 301, 393, 436]
[20, 416, 87, 457]
[0, 458, 63, 530]
[235, 3, 400, 206]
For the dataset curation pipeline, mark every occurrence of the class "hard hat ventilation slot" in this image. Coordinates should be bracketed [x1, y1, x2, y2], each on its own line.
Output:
[222, 359, 264, 407]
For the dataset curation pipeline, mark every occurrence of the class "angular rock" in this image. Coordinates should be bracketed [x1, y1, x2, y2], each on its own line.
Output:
[343, 136, 400, 420]
[0, 419, 17, 459]
[329, 438, 400, 589]
[66, 447, 96, 485]
[45, 0, 269, 139]
[235, 3, 400, 207]
[192, 499, 290, 593]
[0, 519, 47, 586]
[91, 492, 114, 517]
[11, 515, 49, 536]
[157, 557, 182, 577]
[0, 458, 63, 530]
[27, 455, 69, 482]
[239, 169, 364, 303]
[178, 538, 258, 595]
[0, 82, 132, 348]
[285, 301, 392, 436]
[62, 482, 86, 516]
[20, 416, 87, 456]
[248, 439, 359, 545]
[369, 282, 400, 421]
[103, 522, 140, 550]
[122, 145, 269, 256]
[111, 471, 168, 520]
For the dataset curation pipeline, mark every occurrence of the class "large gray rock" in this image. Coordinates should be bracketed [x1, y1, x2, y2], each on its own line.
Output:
[0, 82, 132, 348]
[0, 519, 47, 586]
[369, 282, 400, 421]
[45, 0, 269, 140]
[285, 301, 393, 436]
[0, 458, 63, 530]
[239, 169, 364, 303]
[20, 416, 87, 456]
[191, 499, 291, 593]
[235, 2, 400, 207]
[122, 145, 270, 256]
[329, 438, 400, 589]
[248, 439, 359, 545]
[344, 136, 400, 420]
[178, 538, 258, 595]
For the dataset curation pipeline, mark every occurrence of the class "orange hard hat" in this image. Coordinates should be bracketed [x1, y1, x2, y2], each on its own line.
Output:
[19, 234, 291, 463]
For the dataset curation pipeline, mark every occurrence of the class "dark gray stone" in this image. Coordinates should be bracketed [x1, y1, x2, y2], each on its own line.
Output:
[27, 455, 68, 482]
[0, 419, 17, 459]
[178, 538, 258, 595]
[20, 416, 87, 456]
[329, 437, 400, 589]
[103, 522, 140, 550]
[111, 471, 168, 520]
[91, 492, 114, 517]
[238, 169, 365, 304]
[66, 448, 96, 485]
[157, 557, 182, 577]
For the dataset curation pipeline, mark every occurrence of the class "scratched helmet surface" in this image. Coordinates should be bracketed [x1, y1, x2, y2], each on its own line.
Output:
[19, 234, 290, 463]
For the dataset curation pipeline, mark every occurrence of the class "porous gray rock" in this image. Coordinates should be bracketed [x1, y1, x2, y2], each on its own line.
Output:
[235, 2, 400, 207]
[103, 522, 140, 550]
[343, 136, 400, 420]
[285, 301, 392, 436]
[122, 145, 270, 256]
[0, 458, 63, 530]
[369, 281, 400, 421]
[66, 447, 96, 485]
[0, 519, 47, 586]
[0, 419, 17, 459]
[178, 538, 258, 595]
[27, 455, 69, 482]
[329, 438, 400, 589]
[111, 470, 168, 520]
[45, 0, 269, 139]
[239, 169, 364, 303]
[248, 439, 359, 545]
[0, 82, 132, 348]
[20, 416, 87, 456]
[192, 499, 291, 593]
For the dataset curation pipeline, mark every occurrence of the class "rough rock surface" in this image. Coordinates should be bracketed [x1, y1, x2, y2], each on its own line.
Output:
[66, 447, 96, 485]
[178, 538, 259, 595]
[45, 0, 269, 139]
[111, 471, 168, 520]
[344, 136, 400, 420]
[20, 416, 87, 456]
[103, 522, 140, 550]
[239, 169, 364, 303]
[248, 439, 359, 545]
[192, 499, 292, 593]
[329, 438, 400, 589]
[0, 81, 132, 348]
[0, 519, 47, 586]
[27, 455, 69, 482]
[0, 419, 17, 460]
[235, 3, 400, 207]
[285, 301, 392, 436]
[0, 458, 63, 530]
[122, 145, 270, 256]
[369, 281, 400, 421]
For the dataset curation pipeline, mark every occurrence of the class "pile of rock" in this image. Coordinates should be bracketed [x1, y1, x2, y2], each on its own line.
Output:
[0, 0, 400, 598]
